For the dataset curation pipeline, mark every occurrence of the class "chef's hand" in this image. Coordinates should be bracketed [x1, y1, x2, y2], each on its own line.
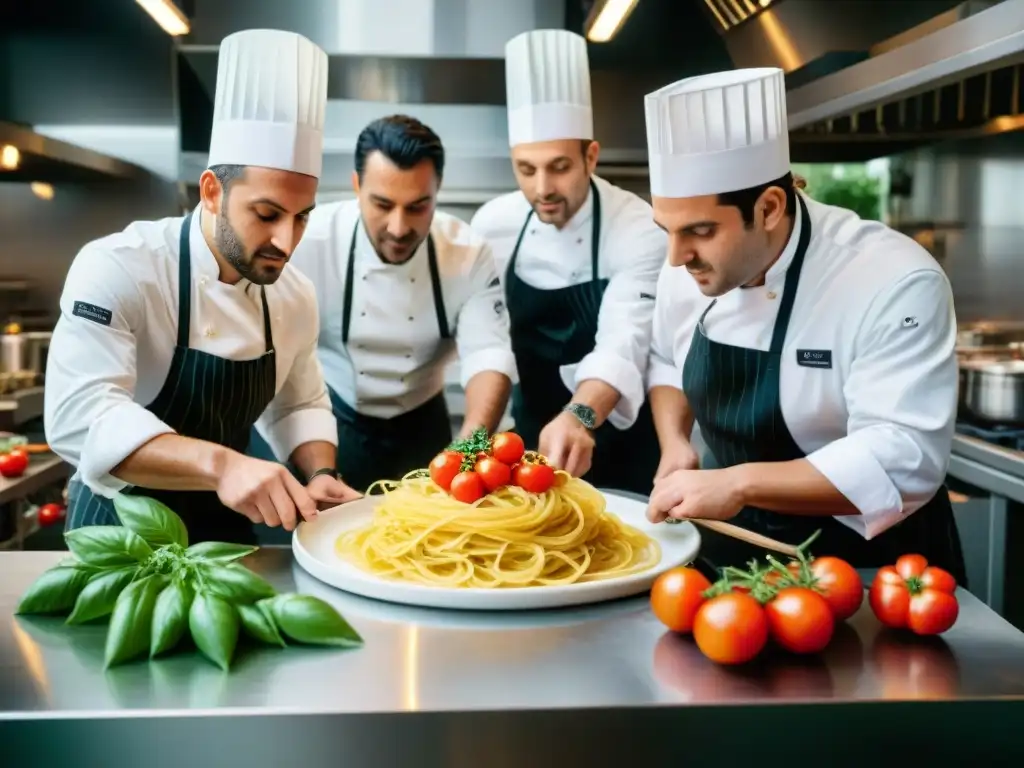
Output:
[646, 468, 744, 524]
[306, 474, 363, 509]
[654, 438, 700, 483]
[216, 453, 317, 531]
[539, 411, 596, 477]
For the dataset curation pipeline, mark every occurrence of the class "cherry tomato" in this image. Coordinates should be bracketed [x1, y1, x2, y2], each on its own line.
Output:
[37, 502, 65, 527]
[491, 432, 525, 465]
[650, 567, 712, 634]
[474, 456, 511, 492]
[765, 587, 835, 654]
[429, 451, 463, 491]
[513, 462, 555, 494]
[449, 471, 485, 504]
[693, 592, 769, 665]
[808, 556, 864, 620]
[869, 559, 959, 635]
[0, 450, 29, 478]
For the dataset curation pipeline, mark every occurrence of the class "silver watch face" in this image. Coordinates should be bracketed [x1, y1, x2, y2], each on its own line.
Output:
[567, 403, 596, 428]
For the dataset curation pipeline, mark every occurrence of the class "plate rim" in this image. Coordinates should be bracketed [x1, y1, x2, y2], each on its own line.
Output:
[291, 489, 701, 611]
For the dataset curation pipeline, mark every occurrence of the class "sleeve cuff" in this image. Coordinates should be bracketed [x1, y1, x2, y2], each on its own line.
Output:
[80, 405, 176, 499]
[646, 356, 683, 392]
[805, 437, 906, 540]
[262, 407, 338, 461]
[460, 347, 518, 388]
[560, 350, 645, 431]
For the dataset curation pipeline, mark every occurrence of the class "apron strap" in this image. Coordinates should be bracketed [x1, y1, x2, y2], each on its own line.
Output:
[176, 210, 194, 349]
[768, 193, 813, 354]
[342, 224, 358, 346]
[426, 235, 451, 339]
[259, 288, 274, 353]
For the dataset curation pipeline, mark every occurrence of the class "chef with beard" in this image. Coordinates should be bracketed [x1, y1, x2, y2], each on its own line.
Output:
[643, 68, 966, 582]
[471, 30, 665, 495]
[248, 114, 516, 492]
[44, 30, 360, 545]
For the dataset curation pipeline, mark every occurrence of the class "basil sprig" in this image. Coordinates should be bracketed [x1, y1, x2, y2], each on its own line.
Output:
[16, 493, 364, 670]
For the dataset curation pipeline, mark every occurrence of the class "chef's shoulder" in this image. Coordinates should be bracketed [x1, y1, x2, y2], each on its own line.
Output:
[469, 191, 531, 244]
[430, 209, 497, 277]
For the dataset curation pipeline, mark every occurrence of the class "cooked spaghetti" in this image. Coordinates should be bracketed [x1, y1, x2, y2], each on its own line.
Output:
[334, 470, 660, 588]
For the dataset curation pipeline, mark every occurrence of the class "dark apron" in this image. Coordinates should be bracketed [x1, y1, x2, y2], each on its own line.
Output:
[334, 224, 454, 494]
[682, 195, 967, 585]
[505, 180, 660, 495]
[66, 210, 277, 546]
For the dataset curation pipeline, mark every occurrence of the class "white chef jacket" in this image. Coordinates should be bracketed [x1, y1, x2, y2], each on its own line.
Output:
[471, 175, 666, 430]
[647, 192, 958, 540]
[289, 200, 517, 419]
[44, 208, 337, 498]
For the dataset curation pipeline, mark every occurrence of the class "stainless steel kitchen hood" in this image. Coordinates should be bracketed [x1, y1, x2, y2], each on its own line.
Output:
[0, 121, 154, 183]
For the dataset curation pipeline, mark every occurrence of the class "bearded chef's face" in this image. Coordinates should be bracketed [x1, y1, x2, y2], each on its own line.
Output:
[200, 166, 318, 285]
[354, 151, 439, 264]
[511, 140, 600, 228]
[652, 185, 791, 297]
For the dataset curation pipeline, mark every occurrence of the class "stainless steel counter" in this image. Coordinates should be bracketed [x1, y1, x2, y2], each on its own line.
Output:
[3, 548, 1024, 766]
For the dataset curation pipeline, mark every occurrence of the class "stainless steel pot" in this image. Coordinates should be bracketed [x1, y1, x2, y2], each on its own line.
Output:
[961, 359, 1024, 426]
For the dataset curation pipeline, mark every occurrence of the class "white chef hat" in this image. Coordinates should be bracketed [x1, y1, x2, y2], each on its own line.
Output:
[505, 29, 593, 147]
[645, 68, 790, 198]
[207, 29, 329, 179]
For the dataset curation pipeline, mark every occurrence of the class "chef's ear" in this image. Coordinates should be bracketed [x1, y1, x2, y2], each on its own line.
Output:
[198, 169, 224, 216]
[759, 185, 788, 232]
[584, 140, 601, 174]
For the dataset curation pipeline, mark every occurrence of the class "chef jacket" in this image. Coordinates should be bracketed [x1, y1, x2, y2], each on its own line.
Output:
[647, 193, 958, 539]
[44, 209, 337, 497]
[471, 175, 666, 430]
[289, 200, 518, 419]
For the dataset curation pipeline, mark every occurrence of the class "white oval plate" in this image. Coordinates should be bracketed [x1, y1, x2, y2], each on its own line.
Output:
[292, 491, 701, 611]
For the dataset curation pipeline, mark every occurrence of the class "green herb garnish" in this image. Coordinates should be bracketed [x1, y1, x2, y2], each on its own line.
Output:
[448, 427, 493, 471]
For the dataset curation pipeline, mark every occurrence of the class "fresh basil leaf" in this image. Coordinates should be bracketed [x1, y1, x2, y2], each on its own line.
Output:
[189, 592, 239, 671]
[263, 594, 363, 647]
[16, 565, 94, 615]
[112, 493, 188, 549]
[200, 563, 276, 604]
[185, 541, 258, 564]
[104, 573, 168, 668]
[150, 579, 194, 658]
[237, 603, 286, 648]
[65, 526, 153, 568]
[66, 566, 138, 624]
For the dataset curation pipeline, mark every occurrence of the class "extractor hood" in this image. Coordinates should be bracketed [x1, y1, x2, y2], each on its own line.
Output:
[702, 0, 1024, 161]
[0, 120, 155, 183]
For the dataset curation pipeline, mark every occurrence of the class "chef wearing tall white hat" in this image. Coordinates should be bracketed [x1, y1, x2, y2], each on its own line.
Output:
[643, 67, 966, 581]
[472, 29, 666, 495]
[248, 113, 518, 492]
[44, 29, 360, 545]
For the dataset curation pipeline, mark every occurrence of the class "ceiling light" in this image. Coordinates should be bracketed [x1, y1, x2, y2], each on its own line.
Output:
[135, 0, 190, 37]
[0, 145, 19, 170]
[585, 0, 641, 43]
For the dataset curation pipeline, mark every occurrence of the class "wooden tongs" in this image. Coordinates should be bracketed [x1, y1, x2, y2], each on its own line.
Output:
[665, 517, 799, 558]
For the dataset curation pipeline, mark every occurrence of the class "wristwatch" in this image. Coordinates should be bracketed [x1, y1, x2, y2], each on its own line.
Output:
[563, 402, 597, 430]
[307, 467, 341, 482]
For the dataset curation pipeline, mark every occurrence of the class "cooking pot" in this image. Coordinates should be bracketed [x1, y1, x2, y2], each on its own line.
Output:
[961, 359, 1024, 426]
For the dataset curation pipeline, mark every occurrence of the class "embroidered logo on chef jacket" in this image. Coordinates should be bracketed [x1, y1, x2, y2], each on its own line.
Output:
[796, 349, 832, 369]
[72, 301, 113, 326]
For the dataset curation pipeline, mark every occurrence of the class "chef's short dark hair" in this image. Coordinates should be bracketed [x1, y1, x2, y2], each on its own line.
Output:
[209, 164, 246, 195]
[717, 172, 804, 227]
[354, 115, 445, 182]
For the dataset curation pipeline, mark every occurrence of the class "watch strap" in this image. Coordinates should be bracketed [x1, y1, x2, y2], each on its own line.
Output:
[307, 467, 341, 482]
[562, 402, 597, 430]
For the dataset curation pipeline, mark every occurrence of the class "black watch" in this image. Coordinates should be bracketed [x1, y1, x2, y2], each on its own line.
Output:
[563, 402, 597, 430]
[307, 467, 341, 482]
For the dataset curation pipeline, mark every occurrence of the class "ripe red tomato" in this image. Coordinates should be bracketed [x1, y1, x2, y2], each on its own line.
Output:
[449, 471, 485, 504]
[491, 432, 525, 465]
[513, 462, 555, 494]
[765, 587, 835, 654]
[693, 592, 769, 665]
[869, 560, 959, 635]
[808, 556, 864, 620]
[0, 450, 29, 478]
[429, 451, 463, 491]
[474, 456, 511, 492]
[37, 502, 64, 527]
[650, 567, 712, 634]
